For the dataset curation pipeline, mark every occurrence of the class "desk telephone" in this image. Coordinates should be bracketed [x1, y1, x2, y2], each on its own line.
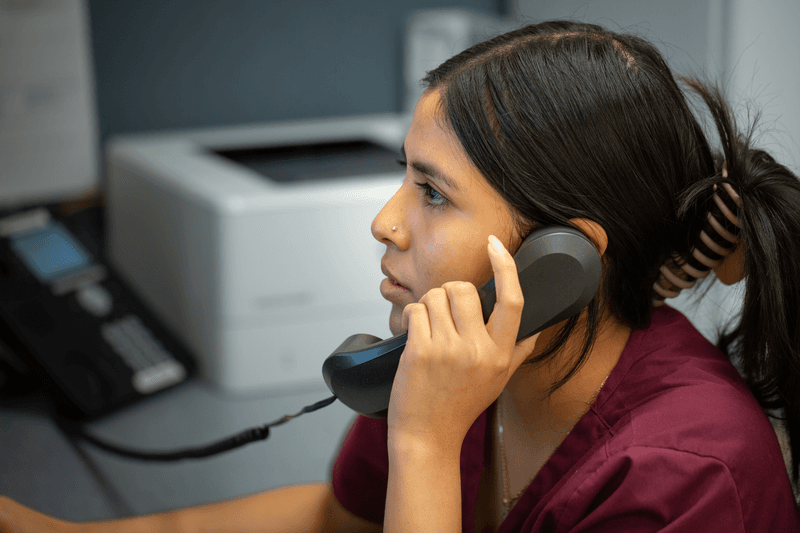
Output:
[0, 206, 197, 420]
[0, 207, 600, 460]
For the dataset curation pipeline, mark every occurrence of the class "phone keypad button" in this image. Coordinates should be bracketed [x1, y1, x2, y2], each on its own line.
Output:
[132, 361, 186, 395]
[101, 315, 186, 394]
[76, 283, 113, 317]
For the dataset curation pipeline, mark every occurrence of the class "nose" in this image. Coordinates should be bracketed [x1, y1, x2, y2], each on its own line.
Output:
[371, 185, 410, 250]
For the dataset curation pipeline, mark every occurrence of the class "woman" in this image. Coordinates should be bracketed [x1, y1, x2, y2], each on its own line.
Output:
[2, 20, 799, 533]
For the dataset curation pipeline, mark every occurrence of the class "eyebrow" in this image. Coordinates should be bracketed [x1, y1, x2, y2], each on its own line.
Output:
[400, 145, 461, 192]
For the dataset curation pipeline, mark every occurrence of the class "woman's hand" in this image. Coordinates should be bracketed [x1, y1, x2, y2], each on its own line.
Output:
[0, 496, 76, 533]
[387, 235, 541, 454]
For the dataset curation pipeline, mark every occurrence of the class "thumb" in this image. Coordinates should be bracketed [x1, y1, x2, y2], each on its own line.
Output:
[510, 331, 542, 371]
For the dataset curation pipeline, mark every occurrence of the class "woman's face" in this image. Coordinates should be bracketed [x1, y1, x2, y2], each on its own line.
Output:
[372, 90, 522, 335]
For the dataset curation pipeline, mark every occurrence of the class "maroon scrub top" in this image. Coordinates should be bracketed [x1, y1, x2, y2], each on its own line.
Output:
[331, 305, 799, 532]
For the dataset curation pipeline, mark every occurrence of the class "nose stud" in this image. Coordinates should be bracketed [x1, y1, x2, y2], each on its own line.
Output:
[392, 226, 397, 231]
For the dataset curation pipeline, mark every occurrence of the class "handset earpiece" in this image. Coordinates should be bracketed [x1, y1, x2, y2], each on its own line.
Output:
[321, 226, 602, 418]
[478, 226, 603, 342]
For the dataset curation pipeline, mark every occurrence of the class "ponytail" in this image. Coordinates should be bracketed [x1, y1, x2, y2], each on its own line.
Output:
[676, 79, 800, 489]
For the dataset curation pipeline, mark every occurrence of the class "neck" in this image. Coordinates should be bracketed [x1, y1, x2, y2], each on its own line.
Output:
[503, 308, 631, 437]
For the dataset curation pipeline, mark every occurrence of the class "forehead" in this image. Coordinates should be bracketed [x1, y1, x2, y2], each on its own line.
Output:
[406, 91, 494, 194]
[408, 90, 456, 148]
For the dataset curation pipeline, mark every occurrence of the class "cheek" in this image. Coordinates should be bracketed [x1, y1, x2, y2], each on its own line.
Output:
[463, 248, 495, 287]
[417, 237, 494, 290]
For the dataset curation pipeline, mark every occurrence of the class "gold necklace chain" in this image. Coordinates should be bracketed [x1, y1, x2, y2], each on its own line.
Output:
[497, 375, 610, 519]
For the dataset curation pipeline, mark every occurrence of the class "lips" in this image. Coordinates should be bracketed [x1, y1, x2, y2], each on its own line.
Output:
[380, 263, 411, 302]
[381, 263, 409, 290]
[389, 279, 408, 289]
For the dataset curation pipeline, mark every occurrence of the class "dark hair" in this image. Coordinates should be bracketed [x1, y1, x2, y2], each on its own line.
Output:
[422, 21, 800, 488]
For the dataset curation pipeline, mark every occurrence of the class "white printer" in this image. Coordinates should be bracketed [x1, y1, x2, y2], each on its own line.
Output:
[106, 115, 408, 393]
[105, 9, 513, 394]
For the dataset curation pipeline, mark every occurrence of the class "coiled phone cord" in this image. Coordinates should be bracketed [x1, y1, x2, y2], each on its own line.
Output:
[55, 395, 337, 461]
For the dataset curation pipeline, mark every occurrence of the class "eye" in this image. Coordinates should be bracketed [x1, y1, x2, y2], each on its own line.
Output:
[397, 159, 449, 209]
[415, 182, 448, 208]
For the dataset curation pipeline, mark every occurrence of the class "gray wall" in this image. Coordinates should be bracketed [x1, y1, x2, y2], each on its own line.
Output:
[88, 0, 508, 144]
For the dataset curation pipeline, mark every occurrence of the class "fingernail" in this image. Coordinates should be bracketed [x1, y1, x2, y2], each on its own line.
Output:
[489, 235, 505, 255]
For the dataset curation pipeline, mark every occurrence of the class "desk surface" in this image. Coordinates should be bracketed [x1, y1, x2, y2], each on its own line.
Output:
[0, 378, 357, 523]
[0, 202, 360, 523]
[0, 391, 118, 522]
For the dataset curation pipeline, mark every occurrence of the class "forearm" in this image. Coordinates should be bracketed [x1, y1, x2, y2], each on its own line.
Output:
[384, 436, 462, 533]
[80, 511, 180, 533]
[176, 483, 330, 533]
[0, 496, 177, 533]
[79, 483, 330, 533]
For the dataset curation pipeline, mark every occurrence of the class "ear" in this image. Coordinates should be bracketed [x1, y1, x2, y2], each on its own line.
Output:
[713, 244, 746, 285]
[569, 218, 608, 257]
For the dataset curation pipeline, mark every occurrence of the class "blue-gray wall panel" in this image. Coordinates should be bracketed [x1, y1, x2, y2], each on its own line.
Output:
[88, 1, 505, 143]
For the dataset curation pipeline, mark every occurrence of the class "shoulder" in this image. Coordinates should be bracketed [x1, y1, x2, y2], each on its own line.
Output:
[550, 398, 798, 532]
[602, 305, 780, 469]
[585, 406, 793, 529]
[331, 415, 389, 525]
[553, 445, 745, 531]
[556, 305, 798, 531]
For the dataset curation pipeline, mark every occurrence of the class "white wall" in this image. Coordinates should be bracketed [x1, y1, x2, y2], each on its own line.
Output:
[727, 0, 800, 171]
[0, 0, 99, 207]
[511, 0, 724, 76]
[512, 0, 800, 170]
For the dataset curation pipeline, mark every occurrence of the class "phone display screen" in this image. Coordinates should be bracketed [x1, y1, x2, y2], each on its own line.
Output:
[9, 222, 93, 282]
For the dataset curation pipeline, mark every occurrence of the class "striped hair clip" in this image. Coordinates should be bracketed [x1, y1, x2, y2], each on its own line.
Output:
[652, 168, 743, 306]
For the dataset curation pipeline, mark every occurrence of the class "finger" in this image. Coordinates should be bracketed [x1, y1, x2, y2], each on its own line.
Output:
[401, 303, 431, 341]
[418, 288, 457, 338]
[511, 331, 542, 370]
[485, 235, 524, 348]
[441, 281, 484, 337]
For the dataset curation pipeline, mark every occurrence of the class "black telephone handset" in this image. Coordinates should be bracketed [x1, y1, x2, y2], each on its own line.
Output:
[322, 226, 603, 418]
